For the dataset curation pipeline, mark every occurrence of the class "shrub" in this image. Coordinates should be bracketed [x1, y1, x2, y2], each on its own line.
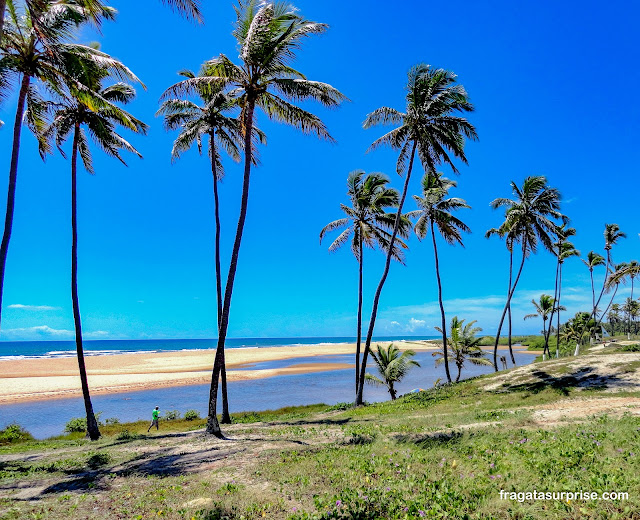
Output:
[64, 417, 87, 433]
[164, 410, 181, 421]
[105, 417, 120, 426]
[184, 409, 201, 421]
[621, 343, 640, 352]
[65, 413, 102, 433]
[86, 452, 111, 469]
[0, 424, 34, 445]
[325, 402, 352, 412]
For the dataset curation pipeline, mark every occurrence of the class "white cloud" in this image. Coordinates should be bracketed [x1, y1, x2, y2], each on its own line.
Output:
[0, 326, 110, 341]
[407, 318, 427, 332]
[7, 304, 60, 311]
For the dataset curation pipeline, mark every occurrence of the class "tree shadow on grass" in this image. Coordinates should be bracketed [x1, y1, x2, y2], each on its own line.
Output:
[393, 430, 463, 449]
[496, 367, 630, 396]
[39, 446, 243, 495]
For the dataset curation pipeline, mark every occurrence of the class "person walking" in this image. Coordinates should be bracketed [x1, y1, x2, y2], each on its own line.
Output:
[147, 406, 160, 432]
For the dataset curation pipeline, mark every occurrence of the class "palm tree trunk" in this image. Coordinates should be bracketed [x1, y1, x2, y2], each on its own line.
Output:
[355, 231, 363, 394]
[355, 141, 417, 406]
[493, 240, 527, 371]
[546, 257, 561, 357]
[71, 124, 100, 441]
[209, 132, 231, 425]
[0, 0, 6, 44]
[206, 99, 256, 437]
[628, 279, 634, 340]
[431, 220, 451, 383]
[556, 262, 563, 358]
[507, 244, 515, 365]
[0, 74, 30, 330]
[456, 364, 461, 383]
[389, 382, 396, 400]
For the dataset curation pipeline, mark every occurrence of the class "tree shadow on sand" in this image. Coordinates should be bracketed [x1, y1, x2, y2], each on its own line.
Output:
[496, 366, 631, 395]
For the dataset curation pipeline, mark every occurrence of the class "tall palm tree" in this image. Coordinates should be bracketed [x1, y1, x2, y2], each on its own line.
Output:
[1, 0, 115, 44]
[43, 52, 146, 440]
[0, 0, 122, 330]
[524, 295, 563, 357]
[553, 238, 579, 357]
[582, 251, 605, 312]
[488, 176, 564, 370]
[485, 227, 519, 366]
[320, 170, 409, 395]
[589, 224, 626, 337]
[406, 172, 470, 383]
[357, 64, 476, 405]
[365, 343, 419, 400]
[158, 69, 256, 425]
[160, 0, 201, 21]
[608, 261, 640, 338]
[162, 0, 346, 437]
[434, 316, 491, 382]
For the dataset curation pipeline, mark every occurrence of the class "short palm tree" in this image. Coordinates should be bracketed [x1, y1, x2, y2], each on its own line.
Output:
[524, 295, 564, 357]
[162, 0, 346, 437]
[357, 64, 477, 405]
[434, 316, 490, 382]
[365, 343, 420, 400]
[320, 170, 409, 395]
[0, 0, 127, 330]
[43, 53, 146, 440]
[158, 68, 258, 425]
[608, 261, 640, 338]
[488, 176, 564, 370]
[406, 172, 470, 383]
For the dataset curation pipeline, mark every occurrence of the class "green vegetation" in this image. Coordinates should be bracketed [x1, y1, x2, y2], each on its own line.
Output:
[2, 355, 640, 519]
[0, 424, 33, 445]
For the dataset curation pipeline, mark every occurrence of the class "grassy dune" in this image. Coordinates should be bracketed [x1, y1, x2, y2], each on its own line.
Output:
[2, 348, 640, 519]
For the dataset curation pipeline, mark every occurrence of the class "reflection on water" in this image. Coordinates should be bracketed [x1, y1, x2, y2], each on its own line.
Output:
[0, 350, 536, 439]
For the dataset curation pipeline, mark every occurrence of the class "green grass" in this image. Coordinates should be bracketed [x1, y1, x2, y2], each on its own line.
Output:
[2, 358, 640, 519]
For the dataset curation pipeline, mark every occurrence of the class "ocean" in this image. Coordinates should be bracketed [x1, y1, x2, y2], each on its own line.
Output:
[0, 336, 438, 360]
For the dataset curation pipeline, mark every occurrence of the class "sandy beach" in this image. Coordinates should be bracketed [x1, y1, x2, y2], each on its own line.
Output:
[0, 340, 439, 403]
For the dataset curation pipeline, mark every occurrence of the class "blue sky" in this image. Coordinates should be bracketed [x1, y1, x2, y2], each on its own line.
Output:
[0, 0, 638, 341]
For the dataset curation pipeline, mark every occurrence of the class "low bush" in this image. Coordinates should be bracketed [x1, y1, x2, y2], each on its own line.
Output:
[164, 409, 181, 421]
[184, 409, 201, 421]
[0, 424, 34, 445]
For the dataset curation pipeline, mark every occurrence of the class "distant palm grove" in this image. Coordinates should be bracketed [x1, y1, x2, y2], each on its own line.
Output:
[0, 0, 638, 440]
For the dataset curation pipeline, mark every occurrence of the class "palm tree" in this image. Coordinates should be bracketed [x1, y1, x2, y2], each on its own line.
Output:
[608, 303, 622, 336]
[560, 321, 582, 355]
[553, 238, 579, 357]
[162, 1, 346, 437]
[320, 170, 409, 395]
[591, 224, 626, 329]
[43, 52, 146, 440]
[598, 263, 626, 339]
[488, 176, 564, 370]
[158, 69, 257, 425]
[357, 64, 477, 405]
[0, 0, 123, 330]
[1, 0, 115, 44]
[160, 0, 202, 21]
[485, 227, 519, 366]
[582, 251, 605, 312]
[433, 316, 491, 382]
[365, 343, 420, 400]
[524, 295, 564, 357]
[406, 172, 470, 383]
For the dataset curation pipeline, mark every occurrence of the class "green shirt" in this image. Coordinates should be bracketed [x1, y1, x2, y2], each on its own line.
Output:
[152, 409, 159, 420]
